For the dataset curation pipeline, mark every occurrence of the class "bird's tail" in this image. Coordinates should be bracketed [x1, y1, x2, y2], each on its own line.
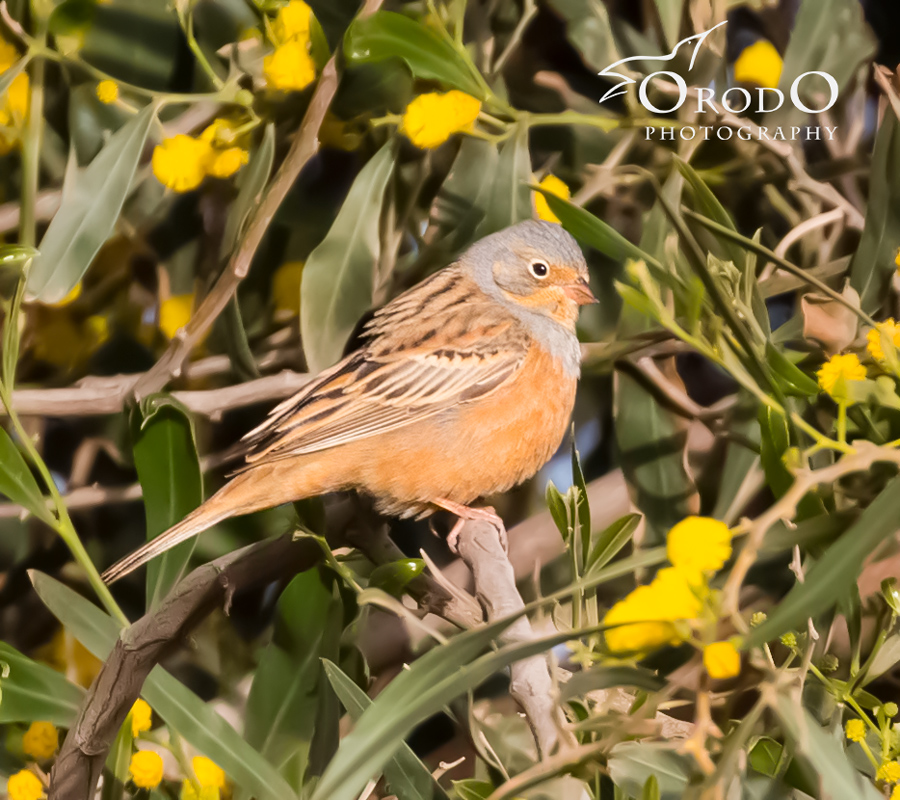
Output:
[102, 468, 275, 585]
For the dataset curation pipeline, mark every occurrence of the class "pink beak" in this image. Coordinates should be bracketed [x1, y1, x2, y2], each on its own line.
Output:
[563, 278, 598, 305]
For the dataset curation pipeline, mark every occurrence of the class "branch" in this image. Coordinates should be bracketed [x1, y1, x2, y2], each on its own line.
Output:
[455, 519, 575, 758]
[130, 56, 341, 400]
[48, 534, 322, 800]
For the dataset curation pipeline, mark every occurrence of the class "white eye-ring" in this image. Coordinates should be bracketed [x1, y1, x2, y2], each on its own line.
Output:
[529, 260, 549, 279]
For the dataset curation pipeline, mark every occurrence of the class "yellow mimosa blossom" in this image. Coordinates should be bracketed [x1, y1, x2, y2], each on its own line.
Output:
[604, 567, 702, 654]
[272, 260, 304, 317]
[703, 641, 741, 679]
[192, 756, 226, 789]
[131, 698, 153, 737]
[895, 248, 900, 271]
[129, 750, 164, 789]
[200, 118, 236, 147]
[22, 721, 58, 760]
[264, 41, 316, 92]
[208, 147, 249, 178]
[845, 718, 866, 742]
[866, 319, 900, 362]
[96, 80, 118, 104]
[401, 91, 482, 150]
[0, 39, 19, 72]
[7, 770, 43, 800]
[152, 135, 213, 192]
[159, 293, 194, 339]
[816, 353, 866, 400]
[273, 0, 312, 44]
[534, 174, 570, 224]
[733, 39, 783, 89]
[0, 72, 29, 154]
[667, 516, 732, 575]
[878, 761, 900, 783]
[892, 785, 900, 800]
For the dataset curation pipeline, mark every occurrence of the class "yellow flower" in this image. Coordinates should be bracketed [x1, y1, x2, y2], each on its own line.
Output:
[159, 293, 194, 339]
[264, 41, 316, 92]
[667, 516, 732, 575]
[733, 39, 783, 89]
[152, 135, 213, 192]
[604, 567, 702, 654]
[866, 319, 900, 362]
[534, 175, 570, 224]
[200, 118, 236, 148]
[96, 80, 118, 104]
[816, 353, 866, 401]
[22, 721, 58, 760]
[7, 770, 43, 800]
[273, 260, 304, 317]
[273, 0, 312, 44]
[401, 91, 482, 150]
[703, 641, 741, 679]
[892, 786, 900, 800]
[878, 761, 900, 783]
[192, 756, 226, 789]
[845, 718, 866, 742]
[895, 248, 900, 271]
[130, 698, 152, 737]
[129, 750, 164, 789]
[0, 71, 29, 153]
[181, 781, 220, 800]
[208, 147, 249, 178]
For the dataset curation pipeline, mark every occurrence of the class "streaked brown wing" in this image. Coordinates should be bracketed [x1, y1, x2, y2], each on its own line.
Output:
[241, 268, 527, 464]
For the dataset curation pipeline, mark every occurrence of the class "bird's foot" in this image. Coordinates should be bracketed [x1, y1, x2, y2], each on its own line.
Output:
[432, 498, 506, 553]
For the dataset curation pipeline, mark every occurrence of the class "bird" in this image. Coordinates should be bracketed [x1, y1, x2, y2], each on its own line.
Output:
[102, 219, 596, 584]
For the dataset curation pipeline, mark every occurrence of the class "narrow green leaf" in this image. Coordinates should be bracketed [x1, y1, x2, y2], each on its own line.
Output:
[652, 0, 683, 49]
[343, 11, 484, 97]
[642, 774, 661, 800]
[221, 124, 274, 259]
[323, 660, 451, 800]
[747, 474, 900, 648]
[368, 559, 425, 596]
[0, 643, 83, 725]
[571, 442, 591, 569]
[27, 104, 156, 303]
[545, 481, 569, 541]
[132, 397, 203, 611]
[586, 513, 641, 575]
[538, 191, 659, 267]
[608, 742, 691, 799]
[0, 426, 54, 525]
[244, 569, 342, 791]
[772, 696, 882, 800]
[475, 125, 531, 237]
[300, 143, 393, 372]
[30, 572, 298, 800]
[560, 665, 664, 700]
[765, 344, 818, 397]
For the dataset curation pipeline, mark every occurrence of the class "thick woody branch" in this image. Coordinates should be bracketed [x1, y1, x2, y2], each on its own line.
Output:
[454, 519, 574, 758]
[48, 534, 322, 800]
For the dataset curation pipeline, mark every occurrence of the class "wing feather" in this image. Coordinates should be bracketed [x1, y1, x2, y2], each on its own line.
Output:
[241, 267, 527, 464]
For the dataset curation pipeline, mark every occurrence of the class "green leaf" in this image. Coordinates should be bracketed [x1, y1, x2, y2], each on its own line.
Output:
[221, 123, 274, 259]
[0, 426, 54, 525]
[343, 11, 484, 97]
[243, 568, 342, 792]
[322, 660, 451, 800]
[475, 124, 531, 237]
[747, 474, 900, 648]
[132, 397, 203, 611]
[608, 742, 691, 800]
[652, 0, 683, 49]
[26, 103, 155, 303]
[451, 780, 494, 800]
[105, 709, 135, 795]
[542, 0, 619, 72]
[641, 774, 661, 800]
[368, 559, 425, 596]
[300, 142, 393, 372]
[538, 192, 658, 267]
[0, 643, 84, 725]
[571, 442, 591, 569]
[765, 344, 818, 397]
[771, 697, 882, 800]
[545, 481, 569, 540]
[586, 513, 641, 575]
[30, 572, 298, 800]
[560, 665, 664, 700]
[850, 111, 900, 313]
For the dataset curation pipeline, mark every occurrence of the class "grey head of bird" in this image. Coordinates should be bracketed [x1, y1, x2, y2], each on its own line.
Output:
[462, 219, 596, 326]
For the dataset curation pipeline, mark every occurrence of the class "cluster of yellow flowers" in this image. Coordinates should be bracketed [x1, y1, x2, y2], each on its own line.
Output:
[845, 708, 900, 796]
[534, 174, 569, 224]
[816, 352, 867, 401]
[129, 752, 226, 796]
[0, 39, 28, 154]
[152, 118, 249, 193]
[263, 0, 317, 92]
[400, 90, 481, 149]
[603, 516, 740, 679]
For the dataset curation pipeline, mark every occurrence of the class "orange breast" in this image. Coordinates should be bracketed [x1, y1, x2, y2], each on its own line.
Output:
[341, 343, 579, 516]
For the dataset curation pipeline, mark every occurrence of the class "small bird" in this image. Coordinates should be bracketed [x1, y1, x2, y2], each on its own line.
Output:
[103, 220, 596, 584]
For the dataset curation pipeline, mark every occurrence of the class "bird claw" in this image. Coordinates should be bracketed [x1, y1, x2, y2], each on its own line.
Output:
[433, 499, 507, 554]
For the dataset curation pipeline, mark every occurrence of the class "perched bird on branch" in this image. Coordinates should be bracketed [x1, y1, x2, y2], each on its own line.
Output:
[103, 219, 596, 584]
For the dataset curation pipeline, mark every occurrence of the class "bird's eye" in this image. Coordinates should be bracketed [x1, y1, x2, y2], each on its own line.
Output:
[529, 260, 549, 279]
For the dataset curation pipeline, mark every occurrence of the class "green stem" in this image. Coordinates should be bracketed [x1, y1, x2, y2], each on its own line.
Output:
[837, 402, 848, 446]
[182, 9, 224, 90]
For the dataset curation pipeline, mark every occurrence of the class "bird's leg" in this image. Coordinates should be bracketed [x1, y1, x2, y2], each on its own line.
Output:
[432, 498, 507, 553]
